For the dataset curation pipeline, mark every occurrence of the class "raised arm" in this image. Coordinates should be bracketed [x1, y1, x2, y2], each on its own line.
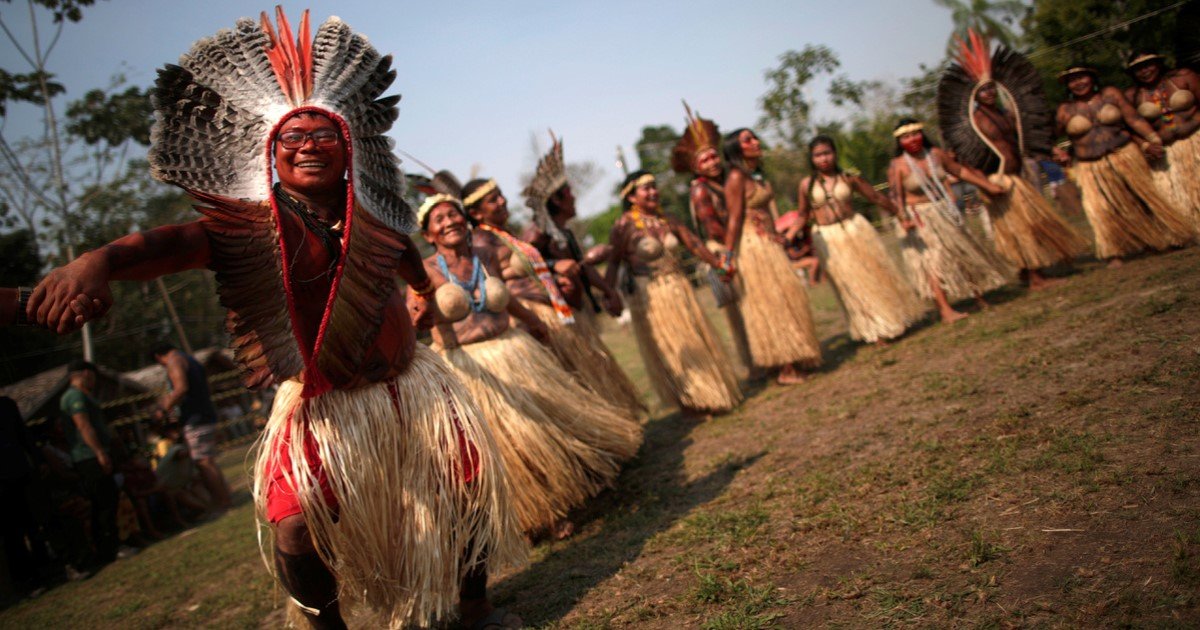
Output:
[30, 220, 211, 333]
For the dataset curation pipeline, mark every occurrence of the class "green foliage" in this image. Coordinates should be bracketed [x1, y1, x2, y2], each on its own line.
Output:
[582, 203, 623, 246]
[65, 85, 153, 146]
[757, 45, 842, 151]
[1024, 0, 1185, 102]
[629, 124, 692, 226]
[5, 0, 102, 23]
[0, 69, 64, 116]
[934, 0, 1028, 52]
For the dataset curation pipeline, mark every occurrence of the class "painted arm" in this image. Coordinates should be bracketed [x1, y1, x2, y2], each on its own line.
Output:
[394, 234, 435, 329]
[691, 184, 727, 244]
[670, 218, 723, 269]
[722, 169, 747, 253]
[1110, 87, 1162, 147]
[506, 295, 549, 341]
[29, 220, 211, 333]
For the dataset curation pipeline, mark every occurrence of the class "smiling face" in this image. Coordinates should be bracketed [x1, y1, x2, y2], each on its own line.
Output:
[693, 147, 722, 178]
[470, 187, 509, 227]
[424, 202, 470, 251]
[274, 112, 347, 195]
[1132, 61, 1163, 85]
[738, 130, 762, 160]
[627, 180, 660, 212]
[1066, 72, 1095, 97]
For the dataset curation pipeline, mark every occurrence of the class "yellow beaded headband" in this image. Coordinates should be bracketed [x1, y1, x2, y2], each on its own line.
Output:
[892, 122, 924, 138]
[620, 173, 656, 198]
[462, 179, 498, 208]
[417, 193, 464, 228]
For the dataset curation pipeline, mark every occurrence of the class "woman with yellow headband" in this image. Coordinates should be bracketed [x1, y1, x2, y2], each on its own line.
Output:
[604, 170, 742, 415]
[721, 127, 823, 384]
[1054, 64, 1194, 265]
[417, 194, 643, 541]
[888, 118, 1012, 323]
[1125, 50, 1200, 227]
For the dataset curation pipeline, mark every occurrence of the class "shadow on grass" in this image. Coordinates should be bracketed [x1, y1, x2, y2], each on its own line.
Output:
[491, 411, 763, 624]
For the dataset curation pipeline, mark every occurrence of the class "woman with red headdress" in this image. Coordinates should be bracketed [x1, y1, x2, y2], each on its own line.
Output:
[1055, 64, 1194, 265]
[10, 10, 524, 628]
[938, 31, 1089, 289]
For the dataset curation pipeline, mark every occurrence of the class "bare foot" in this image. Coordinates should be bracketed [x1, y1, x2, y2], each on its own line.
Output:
[776, 366, 808, 385]
[974, 296, 990, 310]
[940, 309, 969, 324]
[1106, 258, 1124, 269]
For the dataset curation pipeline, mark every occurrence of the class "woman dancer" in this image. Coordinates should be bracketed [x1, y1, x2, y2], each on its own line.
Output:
[796, 136, 926, 344]
[419, 195, 642, 539]
[604, 171, 742, 415]
[15, 10, 524, 628]
[520, 136, 647, 416]
[1125, 50, 1200, 225]
[938, 31, 1089, 288]
[722, 128, 823, 384]
[1054, 65, 1194, 265]
[670, 105, 754, 373]
[888, 118, 1012, 323]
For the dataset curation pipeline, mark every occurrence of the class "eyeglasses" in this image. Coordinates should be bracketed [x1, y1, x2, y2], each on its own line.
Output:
[277, 129, 341, 150]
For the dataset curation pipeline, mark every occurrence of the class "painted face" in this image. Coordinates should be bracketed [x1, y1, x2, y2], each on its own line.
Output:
[738, 130, 762, 159]
[274, 112, 348, 194]
[471, 187, 509, 227]
[977, 82, 998, 106]
[810, 142, 836, 173]
[1066, 72, 1095, 97]
[899, 131, 925, 155]
[1132, 61, 1163, 85]
[424, 202, 470, 249]
[628, 180, 660, 211]
[550, 184, 576, 220]
[693, 147, 722, 178]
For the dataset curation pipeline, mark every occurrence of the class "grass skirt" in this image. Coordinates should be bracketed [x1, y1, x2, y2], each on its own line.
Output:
[986, 175, 1090, 270]
[253, 344, 525, 628]
[627, 269, 742, 412]
[1075, 142, 1196, 259]
[813, 214, 926, 343]
[898, 201, 1011, 301]
[735, 227, 823, 368]
[439, 328, 643, 533]
[1151, 131, 1200, 227]
[521, 299, 646, 417]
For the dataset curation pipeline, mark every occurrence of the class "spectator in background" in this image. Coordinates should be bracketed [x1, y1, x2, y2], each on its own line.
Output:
[153, 422, 210, 527]
[150, 343, 231, 512]
[34, 420, 94, 582]
[776, 210, 822, 286]
[59, 360, 119, 565]
[0, 396, 45, 596]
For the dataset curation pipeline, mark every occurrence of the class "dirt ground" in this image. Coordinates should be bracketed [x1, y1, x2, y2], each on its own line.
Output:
[2, 246, 1197, 629]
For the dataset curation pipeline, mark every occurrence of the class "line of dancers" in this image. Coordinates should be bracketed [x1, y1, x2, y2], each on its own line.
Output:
[1, 11, 1197, 629]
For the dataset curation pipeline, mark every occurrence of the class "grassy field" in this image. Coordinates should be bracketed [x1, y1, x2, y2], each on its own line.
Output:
[2, 245, 1198, 628]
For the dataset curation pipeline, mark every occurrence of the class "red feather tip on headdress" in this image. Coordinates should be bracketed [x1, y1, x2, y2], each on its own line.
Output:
[261, 6, 313, 106]
[954, 28, 992, 84]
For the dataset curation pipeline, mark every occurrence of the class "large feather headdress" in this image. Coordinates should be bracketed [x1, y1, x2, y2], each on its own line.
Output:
[522, 131, 569, 247]
[149, 7, 412, 233]
[671, 100, 721, 174]
[936, 29, 1053, 173]
[146, 8, 414, 396]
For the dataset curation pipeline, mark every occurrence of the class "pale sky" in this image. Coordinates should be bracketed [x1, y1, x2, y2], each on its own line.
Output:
[0, 0, 957, 221]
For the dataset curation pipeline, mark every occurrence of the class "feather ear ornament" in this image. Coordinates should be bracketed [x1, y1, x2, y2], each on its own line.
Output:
[671, 100, 721, 174]
[522, 130, 570, 247]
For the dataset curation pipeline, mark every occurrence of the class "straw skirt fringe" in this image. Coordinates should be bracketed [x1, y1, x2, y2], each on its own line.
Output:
[898, 201, 1011, 301]
[985, 175, 1090, 269]
[813, 214, 926, 343]
[627, 269, 742, 412]
[520, 299, 646, 417]
[1151, 131, 1200, 227]
[735, 227, 823, 369]
[1076, 142, 1196, 259]
[253, 344, 525, 629]
[439, 328, 643, 533]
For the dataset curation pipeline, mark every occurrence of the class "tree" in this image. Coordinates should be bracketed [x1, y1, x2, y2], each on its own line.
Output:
[757, 45, 843, 151]
[934, 0, 1028, 52]
[1023, 0, 1185, 102]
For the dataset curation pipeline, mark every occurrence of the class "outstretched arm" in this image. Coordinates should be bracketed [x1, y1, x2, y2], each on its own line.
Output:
[936, 148, 1004, 196]
[30, 221, 211, 333]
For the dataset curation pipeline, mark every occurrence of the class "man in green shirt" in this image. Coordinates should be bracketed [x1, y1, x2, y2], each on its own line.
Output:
[59, 360, 119, 564]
